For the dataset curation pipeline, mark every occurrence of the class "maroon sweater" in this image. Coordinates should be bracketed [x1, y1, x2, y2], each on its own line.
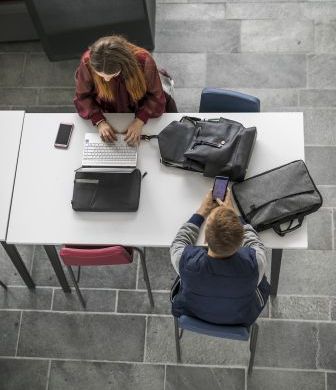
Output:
[74, 50, 166, 125]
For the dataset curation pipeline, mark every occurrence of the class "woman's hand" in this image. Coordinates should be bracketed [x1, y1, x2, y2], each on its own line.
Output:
[124, 118, 144, 146]
[97, 121, 117, 143]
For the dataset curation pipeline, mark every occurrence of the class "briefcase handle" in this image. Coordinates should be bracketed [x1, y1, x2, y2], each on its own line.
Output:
[273, 216, 304, 236]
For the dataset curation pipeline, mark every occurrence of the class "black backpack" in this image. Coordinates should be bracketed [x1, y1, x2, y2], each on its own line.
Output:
[142, 116, 257, 181]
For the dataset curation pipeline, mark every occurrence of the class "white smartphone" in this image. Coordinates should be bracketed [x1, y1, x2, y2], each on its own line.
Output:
[54, 123, 74, 148]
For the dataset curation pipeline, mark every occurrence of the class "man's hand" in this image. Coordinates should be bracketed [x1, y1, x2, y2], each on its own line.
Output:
[124, 118, 144, 146]
[197, 190, 218, 218]
[97, 121, 117, 143]
[216, 188, 236, 212]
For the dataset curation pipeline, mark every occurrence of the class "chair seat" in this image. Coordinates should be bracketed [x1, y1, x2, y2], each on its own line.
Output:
[178, 315, 250, 340]
[60, 245, 133, 266]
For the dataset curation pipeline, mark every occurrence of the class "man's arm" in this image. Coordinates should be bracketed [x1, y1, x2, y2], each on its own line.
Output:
[241, 222, 267, 285]
[170, 214, 204, 274]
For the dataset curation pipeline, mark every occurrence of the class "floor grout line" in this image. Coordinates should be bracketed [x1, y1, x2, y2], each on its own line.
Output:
[325, 371, 328, 390]
[14, 311, 23, 357]
[164, 364, 167, 390]
[114, 290, 119, 313]
[50, 288, 55, 311]
[45, 360, 51, 390]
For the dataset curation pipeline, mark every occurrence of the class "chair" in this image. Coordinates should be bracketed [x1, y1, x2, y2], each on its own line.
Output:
[173, 315, 259, 375]
[199, 88, 260, 113]
[60, 245, 154, 309]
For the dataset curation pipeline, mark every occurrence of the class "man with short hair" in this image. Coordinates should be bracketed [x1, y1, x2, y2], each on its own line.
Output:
[170, 189, 270, 326]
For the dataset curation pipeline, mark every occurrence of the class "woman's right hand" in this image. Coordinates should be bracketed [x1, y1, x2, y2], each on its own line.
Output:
[97, 121, 117, 143]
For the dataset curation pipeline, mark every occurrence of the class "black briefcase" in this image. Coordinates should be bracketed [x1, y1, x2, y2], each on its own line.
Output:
[71, 169, 141, 212]
[232, 160, 323, 236]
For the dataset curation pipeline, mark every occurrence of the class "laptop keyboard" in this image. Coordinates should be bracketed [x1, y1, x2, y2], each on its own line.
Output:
[83, 134, 137, 166]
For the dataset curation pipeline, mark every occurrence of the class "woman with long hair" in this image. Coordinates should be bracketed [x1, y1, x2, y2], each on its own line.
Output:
[74, 35, 177, 145]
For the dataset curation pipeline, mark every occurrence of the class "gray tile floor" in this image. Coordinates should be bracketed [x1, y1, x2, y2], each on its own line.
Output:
[1, 1, 336, 389]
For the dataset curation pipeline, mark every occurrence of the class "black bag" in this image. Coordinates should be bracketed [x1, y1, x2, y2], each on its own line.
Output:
[71, 169, 141, 212]
[142, 116, 257, 181]
[232, 160, 323, 236]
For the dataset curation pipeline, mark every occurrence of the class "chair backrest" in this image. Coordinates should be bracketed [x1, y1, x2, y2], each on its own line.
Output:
[60, 245, 133, 266]
[178, 315, 250, 341]
[199, 88, 260, 113]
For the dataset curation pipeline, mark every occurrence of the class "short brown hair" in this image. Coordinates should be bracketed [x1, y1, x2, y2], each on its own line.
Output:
[205, 208, 244, 257]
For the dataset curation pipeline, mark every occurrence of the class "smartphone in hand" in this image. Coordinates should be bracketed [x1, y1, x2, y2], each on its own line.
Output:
[212, 176, 229, 201]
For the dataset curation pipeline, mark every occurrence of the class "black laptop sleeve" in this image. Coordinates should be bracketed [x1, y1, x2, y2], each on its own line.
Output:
[71, 169, 141, 212]
[232, 160, 323, 236]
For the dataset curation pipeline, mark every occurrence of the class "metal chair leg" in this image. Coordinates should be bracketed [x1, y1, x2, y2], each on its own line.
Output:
[66, 266, 86, 309]
[0, 279, 7, 289]
[134, 247, 154, 308]
[248, 323, 259, 375]
[174, 316, 181, 363]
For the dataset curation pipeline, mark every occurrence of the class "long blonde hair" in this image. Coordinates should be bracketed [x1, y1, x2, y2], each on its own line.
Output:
[88, 35, 147, 102]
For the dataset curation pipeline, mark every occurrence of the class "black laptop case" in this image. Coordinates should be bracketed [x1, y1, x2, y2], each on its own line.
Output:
[71, 169, 141, 212]
[232, 160, 323, 236]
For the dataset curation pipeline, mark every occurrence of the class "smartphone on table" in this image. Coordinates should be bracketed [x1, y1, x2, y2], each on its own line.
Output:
[212, 176, 229, 201]
[54, 123, 74, 149]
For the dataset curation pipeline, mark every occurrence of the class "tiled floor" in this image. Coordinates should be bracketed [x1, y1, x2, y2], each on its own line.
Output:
[0, 1, 336, 389]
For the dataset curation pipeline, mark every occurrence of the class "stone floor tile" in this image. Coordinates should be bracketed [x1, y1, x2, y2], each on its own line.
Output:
[49, 361, 164, 390]
[38, 88, 75, 106]
[330, 298, 336, 321]
[0, 40, 43, 52]
[317, 186, 336, 207]
[23, 53, 78, 87]
[165, 366, 245, 390]
[156, 20, 240, 53]
[137, 247, 176, 290]
[0, 358, 49, 390]
[241, 20, 314, 53]
[0, 287, 52, 310]
[157, 3, 226, 21]
[0, 245, 34, 286]
[117, 290, 170, 315]
[236, 88, 298, 109]
[247, 368, 325, 390]
[207, 54, 306, 88]
[277, 250, 336, 295]
[270, 295, 329, 320]
[173, 88, 202, 113]
[26, 105, 76, 113]
[153, 53, 206, 88]
[32, 245, 137, 289]
[0, 53, 25, 87]
[305, 146, 336, 185]
[307, 208, 333, 250]
[315, 22, 336, 53]
[302, 2, 336, 22]
[0, 88, 38, 106]
[0, 311, 21, 356]
[254, 320, 318, 369]
[318, 322, 336, 370]
[303, 109, 336, 145]
[18, 311, 146, 361]
[300, 90, 336, 107]
[226, 2, 302, 20]
[308, 54, 336, 88]
[145, 316, 249, 365]
[52, 288, 116, 312]
[327, 373, 336, 390]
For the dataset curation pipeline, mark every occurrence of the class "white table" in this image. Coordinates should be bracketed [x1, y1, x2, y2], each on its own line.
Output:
[7, 112, 305, 294]
[0, 111, 35, 288]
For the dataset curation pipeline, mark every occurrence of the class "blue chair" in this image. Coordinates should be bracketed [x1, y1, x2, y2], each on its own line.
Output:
[199, 88, 260, 113]
[173, 315, 259, 375]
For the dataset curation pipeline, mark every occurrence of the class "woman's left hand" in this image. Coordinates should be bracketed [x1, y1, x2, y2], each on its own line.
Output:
[124, 118, 144, 146]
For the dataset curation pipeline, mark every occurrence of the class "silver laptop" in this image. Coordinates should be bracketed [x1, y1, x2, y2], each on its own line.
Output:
[82, 133, 138, 169]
